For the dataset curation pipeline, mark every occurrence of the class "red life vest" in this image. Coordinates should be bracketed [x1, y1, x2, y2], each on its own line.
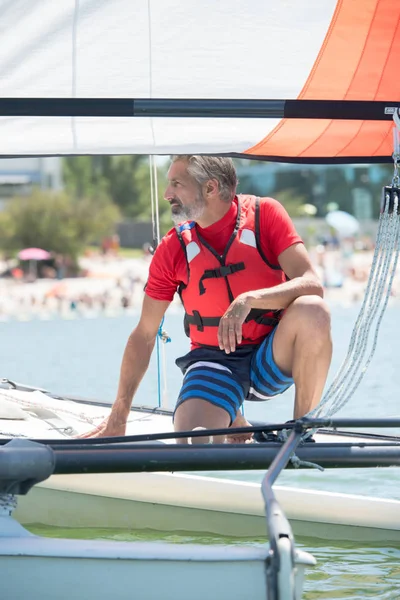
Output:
[176, 195, 286, 347]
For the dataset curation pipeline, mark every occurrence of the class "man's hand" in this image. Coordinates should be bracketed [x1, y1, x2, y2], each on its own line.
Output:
[218, 294, 252, 353]
[77, 415, 127, 439]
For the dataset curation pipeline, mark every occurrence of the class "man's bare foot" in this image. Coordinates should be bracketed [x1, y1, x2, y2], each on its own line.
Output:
[227, 411, 253, 444]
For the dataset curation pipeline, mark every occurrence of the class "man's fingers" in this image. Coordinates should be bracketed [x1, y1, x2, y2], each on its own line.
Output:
[218, 318, 227, 350]
[76, 419, 108, 439]
[76, 427, 102, 439]
[218, 324, 224, 350]
[218, 319, 228, 352]
[218, 318, 238, 353]
[235, 320, 242, 345]
[222, 321, 231, 353]
[218, 311, 245, 353]
[228, 324, 236, 352]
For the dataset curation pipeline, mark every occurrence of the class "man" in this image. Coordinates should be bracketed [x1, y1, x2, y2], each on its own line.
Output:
[86, 155, 332, 443]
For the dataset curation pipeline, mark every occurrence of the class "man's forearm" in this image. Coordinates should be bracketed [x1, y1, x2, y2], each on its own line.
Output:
[246, 276, 323, 311]
[110, 328, 155, 423]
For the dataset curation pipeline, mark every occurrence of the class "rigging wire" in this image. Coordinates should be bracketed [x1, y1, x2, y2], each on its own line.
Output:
[312, 196, 399, 416]
[307, 118, 400, 424]
[149, 156, 170, 408]
[149, 155, 157, 252]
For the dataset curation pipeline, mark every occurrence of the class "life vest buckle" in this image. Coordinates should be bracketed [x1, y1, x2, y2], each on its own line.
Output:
[191, 310, 204, 332]
[219, 265, 232, 277]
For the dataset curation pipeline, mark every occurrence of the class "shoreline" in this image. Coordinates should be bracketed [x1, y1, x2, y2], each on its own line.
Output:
[0, 249, 398, 321]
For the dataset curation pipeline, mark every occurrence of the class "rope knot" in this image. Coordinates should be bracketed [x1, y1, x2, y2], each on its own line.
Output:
[158, 328, 171, 343]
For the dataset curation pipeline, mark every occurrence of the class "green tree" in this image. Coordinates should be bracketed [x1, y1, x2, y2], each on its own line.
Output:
[63, 155, 152, 217]
[63, 155, 173, 235]
[132, 160, 170, 221]
[273, 189, 307, 217]
[63, 156, 108, 197]
[0, 189, 120, 265]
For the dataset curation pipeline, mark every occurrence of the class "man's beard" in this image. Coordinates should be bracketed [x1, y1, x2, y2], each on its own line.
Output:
[170, 193, 206, 225]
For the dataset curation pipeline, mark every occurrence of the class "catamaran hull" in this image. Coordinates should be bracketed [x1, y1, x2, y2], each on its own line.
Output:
[14, 471, 400, 543]
[0, 518, 314, 600]
[2, 387, 400, 543]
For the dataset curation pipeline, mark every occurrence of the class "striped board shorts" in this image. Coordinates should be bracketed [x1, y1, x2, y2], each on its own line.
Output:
[175, 328, 293, 424]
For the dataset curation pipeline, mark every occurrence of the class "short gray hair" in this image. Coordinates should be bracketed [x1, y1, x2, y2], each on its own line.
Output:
[171, 155, 238, 203]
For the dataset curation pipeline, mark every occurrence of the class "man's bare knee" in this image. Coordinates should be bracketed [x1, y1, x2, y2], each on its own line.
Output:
[272, 296, 331, 375]
[284, 295, 331, 334]
[174, 398, 230, 444]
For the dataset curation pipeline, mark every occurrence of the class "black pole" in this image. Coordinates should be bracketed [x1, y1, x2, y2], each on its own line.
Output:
[52, 443, 400, 474]
[299, 417, 400, 429]
[0, 98, 398, 120]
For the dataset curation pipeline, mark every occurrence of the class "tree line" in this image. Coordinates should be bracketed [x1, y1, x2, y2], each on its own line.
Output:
[0, 156, 170, 265]
[0, 155, 392, 265]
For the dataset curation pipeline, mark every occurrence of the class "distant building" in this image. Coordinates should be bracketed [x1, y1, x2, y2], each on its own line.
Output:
[235, 162, 390, 220]
[0, 157, 63, 210]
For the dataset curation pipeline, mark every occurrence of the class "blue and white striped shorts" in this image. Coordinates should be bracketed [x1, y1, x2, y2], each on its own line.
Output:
[175, 328, 293, 423]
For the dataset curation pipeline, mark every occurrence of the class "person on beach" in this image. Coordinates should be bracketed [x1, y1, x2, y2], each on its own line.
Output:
[84, 156, 332, 443]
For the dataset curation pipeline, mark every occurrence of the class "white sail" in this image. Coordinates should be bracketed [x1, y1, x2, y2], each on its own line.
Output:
[0, 0, 399, 160]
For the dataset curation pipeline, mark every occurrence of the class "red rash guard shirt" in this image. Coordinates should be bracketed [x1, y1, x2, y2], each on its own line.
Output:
[145, 197, 303, 305]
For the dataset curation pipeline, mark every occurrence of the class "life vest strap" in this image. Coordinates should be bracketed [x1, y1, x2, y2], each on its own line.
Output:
[248, 308, 282, 327]
[185, 310, 220, 332]
[199, 262, 245, 295]
[185, 308, 282, 332]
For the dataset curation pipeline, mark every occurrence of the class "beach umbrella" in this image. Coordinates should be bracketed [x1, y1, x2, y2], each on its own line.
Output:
[18, 248, 51, 279]
[18, 248, 51, 261]
[325, 211, 360, 238]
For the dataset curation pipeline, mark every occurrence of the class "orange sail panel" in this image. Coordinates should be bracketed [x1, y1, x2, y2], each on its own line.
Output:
[246, 0, 400, 160]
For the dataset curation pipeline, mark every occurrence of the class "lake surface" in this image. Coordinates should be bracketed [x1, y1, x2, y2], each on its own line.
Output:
[2, 302, 400, 598]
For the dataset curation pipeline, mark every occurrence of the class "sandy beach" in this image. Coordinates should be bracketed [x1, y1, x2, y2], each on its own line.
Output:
[0, 253, 152, 321]
[0, 248, 398, 321]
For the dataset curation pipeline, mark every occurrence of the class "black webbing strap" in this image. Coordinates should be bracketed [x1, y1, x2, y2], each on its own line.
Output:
[199, 262, 245, 295]
[184, 308, 282, 332]
[184, 311, 220, 332]
[247, 308, 282, 327]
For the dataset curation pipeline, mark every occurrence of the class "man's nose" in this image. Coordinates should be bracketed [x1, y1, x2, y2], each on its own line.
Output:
[164, 185, 173, 201]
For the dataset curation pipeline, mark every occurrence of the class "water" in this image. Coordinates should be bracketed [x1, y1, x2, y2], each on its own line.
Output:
[2, 303, 400, 598]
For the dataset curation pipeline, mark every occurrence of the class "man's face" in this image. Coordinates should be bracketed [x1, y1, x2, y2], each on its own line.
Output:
[164, 160, 206, 225]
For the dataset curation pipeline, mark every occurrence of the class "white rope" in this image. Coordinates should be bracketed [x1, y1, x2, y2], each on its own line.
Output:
[326, 202, 400, 413]
[275, 428, 324, 470]
[308, 189, 400, 421]
[0, 494, 17, 515]
[161, 334, 169, 408]
[149, 155, 157, 250]
[290, 454, 324, 471]
[148, 156, 169, 408]
[308, 120, 400, 421]
[320, 205, 389, 400]
[152, 157, 161, 244]
[0, 389, 107, 427]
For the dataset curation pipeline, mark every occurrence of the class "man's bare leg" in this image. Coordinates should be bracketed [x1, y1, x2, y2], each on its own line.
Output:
[174, 398, 230, 444]
[227, 410, 253, 443]
[227, 295, 331, 441]
[272, 295, 332, 418]
[174, 296, 331, 443]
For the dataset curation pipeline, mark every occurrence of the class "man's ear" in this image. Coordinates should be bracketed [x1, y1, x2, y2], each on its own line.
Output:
[206, 179, 218, 196]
